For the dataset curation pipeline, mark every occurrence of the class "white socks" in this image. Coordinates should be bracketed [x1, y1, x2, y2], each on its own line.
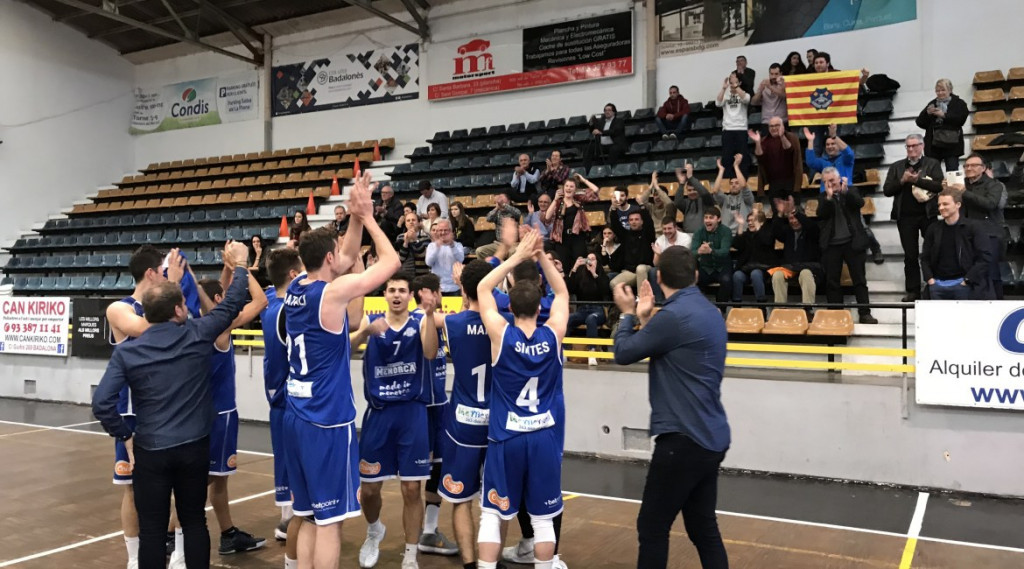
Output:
[368, 520, 385, 537]
[281, 504, 293, 521]
[174, 527, 184, 553]
[284, 556, 298, 569]
[477, 562, 497, 569]
[124, 536, 139, 560]
[536, 560, 553, 569]
[403, 543, 417, 562]
[423, 503, 440, 534]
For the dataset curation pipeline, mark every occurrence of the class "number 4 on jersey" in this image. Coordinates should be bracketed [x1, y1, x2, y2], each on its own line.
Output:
[516, 376, 540, 413]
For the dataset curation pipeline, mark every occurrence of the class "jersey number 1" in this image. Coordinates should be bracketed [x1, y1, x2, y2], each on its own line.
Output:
[516, 376, 540, 413]
[287, 334, 308, 375]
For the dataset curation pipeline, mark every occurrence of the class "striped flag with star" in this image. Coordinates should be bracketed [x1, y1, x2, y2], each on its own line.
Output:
[784, 70, 861, 126]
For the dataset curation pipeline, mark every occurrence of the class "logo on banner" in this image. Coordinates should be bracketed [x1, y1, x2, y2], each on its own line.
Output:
[316, 69, 366, 86]
[453, 39, 494, 79]
[998, 307, 1024, 353]
[809, 88, 834, 110]
[170, 86, 209, 118]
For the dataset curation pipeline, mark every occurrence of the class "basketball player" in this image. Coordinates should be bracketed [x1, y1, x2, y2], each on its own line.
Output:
[476, 229, 569, 569]
[410, 273, 459, 557]
[106, 244, 183, 569]
[262, 247, 305, 569]
[350, 272, 440, 569]
[283, 172, 398, 569]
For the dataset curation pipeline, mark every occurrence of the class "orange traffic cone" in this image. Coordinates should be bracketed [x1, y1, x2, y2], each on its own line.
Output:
[354, 159, 361, 178]
[306, 193, 316, 216]
[279, 215, 288, 238]
[373, 142, 381, 161]
[330, 176, 340, 196]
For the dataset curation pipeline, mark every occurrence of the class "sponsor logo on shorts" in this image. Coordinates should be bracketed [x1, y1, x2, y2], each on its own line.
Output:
[545, 496, 561, 507]
[359, 460, 382, 475]
[114, 460, 133, 477]
[311, 498, 339, 510]
[487, 489, 509, 511]
[442, 474, 464, 494]
[415, 458, 431, 466]
[227, 454, 237, 468]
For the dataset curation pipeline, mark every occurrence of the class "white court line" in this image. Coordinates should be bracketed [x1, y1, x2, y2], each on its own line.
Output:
[908, 492, 929, 537]
[5, 419, 1024, 557]
[0, 489, 276, 567]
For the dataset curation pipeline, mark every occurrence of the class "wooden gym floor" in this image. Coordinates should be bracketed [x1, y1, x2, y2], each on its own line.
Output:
[1, 399, 1022, 568]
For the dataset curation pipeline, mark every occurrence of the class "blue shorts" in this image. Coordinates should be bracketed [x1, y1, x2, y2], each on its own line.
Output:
[209, 410, 239, 476]
[113, 415, 137, 485]
[269, 405, 290, 506]
[427, 403, 448, 462]
[359, 401, 431, 482]
[283, 411, 361, 525]
[438, 432, 485, 503]
[481, 429, 563, 520]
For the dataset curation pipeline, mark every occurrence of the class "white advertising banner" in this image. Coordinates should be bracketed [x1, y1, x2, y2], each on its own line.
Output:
[0, 297, 71, 357]
[915, 301, 1024, 409]
[130, 72, 259, 134]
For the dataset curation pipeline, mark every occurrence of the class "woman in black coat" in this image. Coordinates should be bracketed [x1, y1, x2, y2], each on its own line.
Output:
[916, 78, 969, 172]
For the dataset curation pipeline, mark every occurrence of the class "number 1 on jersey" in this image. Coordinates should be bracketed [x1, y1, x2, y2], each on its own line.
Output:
[472, 364, 487, 403]
[287, 333, 309, 375]
[516, 376, 540, 413]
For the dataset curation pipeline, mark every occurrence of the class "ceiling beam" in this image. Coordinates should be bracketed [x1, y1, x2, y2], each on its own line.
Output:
[338, 0, 426, 38]
[414, 0, 430, 10]
[57, 0, 147, 22]
[91, 0, 262, 39]
[192, 0, 264, 64]
[158, 0, 194, 39]
[47, 0, 258, 65]
[398, 0, 429, 38]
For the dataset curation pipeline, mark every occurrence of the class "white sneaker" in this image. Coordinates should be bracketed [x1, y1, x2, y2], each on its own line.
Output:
[400, 557, 419, 569]
[167, 550, 185, 569]
[553, 553, 569, 569]
[358, 524, 386, 568]
[502, 539, 535, 563]
[126, 558, 138, 569]
[587, 356, 598, 366]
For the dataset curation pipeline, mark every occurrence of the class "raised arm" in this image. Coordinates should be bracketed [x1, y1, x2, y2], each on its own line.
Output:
[477, 230, 541, 344]
[195, 261, 252, 343]
[418, 289, 440, 359]
[107, 301, 149, 342]
[537, 235, 569, 341]
[337, 212, 365, 275]
[712, 159, 727, 193]
[215, 270, 269, 349]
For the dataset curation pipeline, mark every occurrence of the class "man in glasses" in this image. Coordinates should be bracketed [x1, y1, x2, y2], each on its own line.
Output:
[882, 134, 943, 301]
[426, 218, 466, 295]
[944, 153, 1008, 298]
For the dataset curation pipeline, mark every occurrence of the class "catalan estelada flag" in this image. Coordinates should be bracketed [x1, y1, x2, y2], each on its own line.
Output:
[785, 70, 861, 126]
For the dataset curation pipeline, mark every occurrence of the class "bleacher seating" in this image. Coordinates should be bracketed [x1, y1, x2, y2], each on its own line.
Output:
[3, 139, 393, 296]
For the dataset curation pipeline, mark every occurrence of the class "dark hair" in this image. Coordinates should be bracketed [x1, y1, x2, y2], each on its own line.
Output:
[965, 152, 988, 167]
[806, 48, 818, 57]
[267, 248, 303, 288]
[460, 260, 492, 301]
[508, 280, 542, 318]
[627, 211, 643, 220]
[669, 85, 679, 92]
[403, 202, 417, 214]
[198, 278, 223, 303]
[511, 259, 540, 285]
[938, 188, 962, 204]
[248, 234, 264, 265]
[661, 216, 677, 226]
[814, 51, 832, 66]
[387, 272, 413, 289]
[750, 210, 767, 224]
[426, 203, 442, 217]
[736, 55, 747, 61]
[129, 244, 165, 282]
[411, 273, 440, 303]
[418, 180, 433, 192]
[604, 102, 617, 113]
[706, 206, 722, 219]
[769, 63, 781, 71]
[297, 225, 339, 272]
[780, 52, 806, 75]
[656, 246, 696, 290]
[142, 281, 184, 324]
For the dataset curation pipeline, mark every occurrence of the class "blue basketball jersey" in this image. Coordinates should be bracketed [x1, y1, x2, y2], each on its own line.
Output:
[261, 290, 288, 408]
[412, 308, 448, 406]
[492, 289, 553, 324]
[108, 296, 143, 416]
[284, 278, 355, 427]
[489, 323, 563, 442]
[362, 313, 426, 409]
[210, 340, 236, 413]
[444, 310, 511, 446]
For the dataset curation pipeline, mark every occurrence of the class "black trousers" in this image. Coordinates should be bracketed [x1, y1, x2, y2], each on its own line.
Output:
[822, 241, 871, 315]
[555, 234, 589, 269]
[134, 437, 210, 569]
[897, 215, 934, 293]
[582, 138, 624, 171]
[720, 131, 751, 178]
[637, 433, 728, 569]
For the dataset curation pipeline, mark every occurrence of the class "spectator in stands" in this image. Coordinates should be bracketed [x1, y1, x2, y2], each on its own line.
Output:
[818, 167, 877, 324]
[596, 227, 620, 273]
[609, 209, 656, 291]
[770, 196, 822, 311]
[655, 85, 691, 140]
[583, 103, 627, 171]
[333, 204, 350, 235]
[751, 64, 788, 133]
[397, 211, 431, 276]
[804, 49, 818, 72]
[805, 52, 835, 155]
[916, 78, 969, 172]
[545, 174, 599, 266]
[751, 118, 802, 209]
[637, 172, 676, 237]
[523, 193, 554, 243]
[425, 218, 465, 295]
[375, 184, 405, 237]
[538, 150, 571, 198]
[882, 134, 944, 301]
[734, 55, 755, 95]
[945, 153, 1007, 299]
[812, 51, 835, 73]
[416, 180, 448, 219]
[448, 201, 477, 251]
[510, 153, 540, 203]
[424, 202, 443, 233]
[731, 210, 777, 305]
[609, 186, 640, 231]
[475, 193, 523, 258]
[780, 51, 806, 76]
[717, 72, 752, 178]
[1008, 150, 1024, 196]
[673, 163, 716, 237]
[691, 206, 733, 305]
[920, 189, 993, 300]
[247, 235, 270, 288]
[567, 252, 611, 363]
[288, 210, 310, 247]
[648, 217, 692, 301]
[712, 155, 754, 235]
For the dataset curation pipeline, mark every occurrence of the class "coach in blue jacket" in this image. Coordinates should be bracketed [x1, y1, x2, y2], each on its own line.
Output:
[93, 241, 252, 569]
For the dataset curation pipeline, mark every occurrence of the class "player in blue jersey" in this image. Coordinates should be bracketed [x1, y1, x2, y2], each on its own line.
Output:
[106, 244, 184, 569]
[409, 273, 460, 557]
[349, 272, 440, 569]
[476, 229, 569, 569]
[283, 172, 400, 569]
[262, 247, 305, 568]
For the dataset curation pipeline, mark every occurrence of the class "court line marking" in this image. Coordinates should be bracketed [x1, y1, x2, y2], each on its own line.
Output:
[4, 419, 1024, 557]
[0, 489, 276, 567]
[899, 492, 929, 569]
